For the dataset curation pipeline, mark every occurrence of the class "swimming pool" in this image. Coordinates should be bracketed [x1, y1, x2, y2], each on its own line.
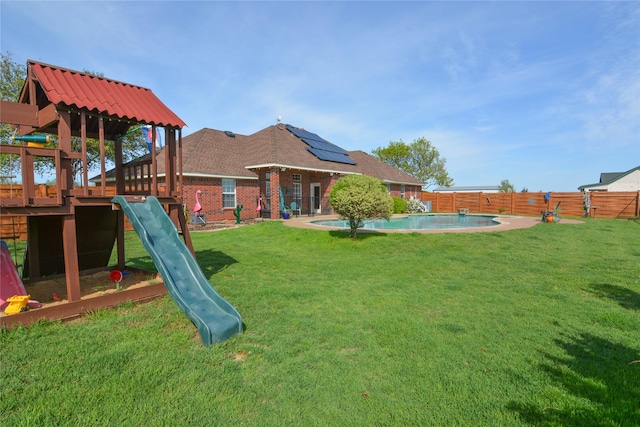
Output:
[311, 214, 499, 230]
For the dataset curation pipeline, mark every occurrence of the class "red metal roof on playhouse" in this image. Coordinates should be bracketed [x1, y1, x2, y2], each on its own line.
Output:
[29, 60, 186, 128]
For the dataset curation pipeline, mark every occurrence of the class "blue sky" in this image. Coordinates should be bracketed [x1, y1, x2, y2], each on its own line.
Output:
[2, 1, 639, 191]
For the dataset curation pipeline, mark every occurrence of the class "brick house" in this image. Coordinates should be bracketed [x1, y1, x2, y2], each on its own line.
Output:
[113, 123, 424, 222]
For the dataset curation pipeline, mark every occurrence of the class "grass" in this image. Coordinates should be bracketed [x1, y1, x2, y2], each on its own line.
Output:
[2, 217, 639, 426]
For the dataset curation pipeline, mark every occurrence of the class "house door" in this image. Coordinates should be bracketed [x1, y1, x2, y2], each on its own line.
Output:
[310, 183, 321, 214]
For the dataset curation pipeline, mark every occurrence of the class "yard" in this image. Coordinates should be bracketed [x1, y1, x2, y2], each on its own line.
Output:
[1, 218, 639, 426]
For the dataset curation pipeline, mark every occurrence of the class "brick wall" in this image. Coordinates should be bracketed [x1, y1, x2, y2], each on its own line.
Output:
[183, 177, 260, 222]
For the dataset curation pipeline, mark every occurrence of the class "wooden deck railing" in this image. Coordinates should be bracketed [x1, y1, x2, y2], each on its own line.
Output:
[1, 144, 166, 207]
[0, 144, 62, 207]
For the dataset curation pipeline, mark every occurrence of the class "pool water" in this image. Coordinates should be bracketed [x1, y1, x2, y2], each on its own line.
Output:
[311, 214, 499, 230]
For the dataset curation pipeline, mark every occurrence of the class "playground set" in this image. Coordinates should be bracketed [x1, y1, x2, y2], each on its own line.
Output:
[0, 60, 242, 345]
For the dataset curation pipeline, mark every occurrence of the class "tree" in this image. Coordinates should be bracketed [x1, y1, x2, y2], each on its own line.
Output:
[1, 53, 149, 184]
[0, 51, 24, 102]
[372, 138, 453, 190]
[0, 52, 27, 182]
[329, 174, 394, 239]
[499, 179, 515, 193]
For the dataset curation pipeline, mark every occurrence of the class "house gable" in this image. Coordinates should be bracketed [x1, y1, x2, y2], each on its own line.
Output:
[579, 166, 640, 191]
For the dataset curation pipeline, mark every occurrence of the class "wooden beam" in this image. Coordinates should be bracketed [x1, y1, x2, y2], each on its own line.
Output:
[0, 282, 166, 329]
[0, 100, 38, 127]
[37, 103, 58, 130]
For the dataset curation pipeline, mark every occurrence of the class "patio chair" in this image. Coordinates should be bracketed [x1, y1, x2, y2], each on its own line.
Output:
[290, 201, 302, 217]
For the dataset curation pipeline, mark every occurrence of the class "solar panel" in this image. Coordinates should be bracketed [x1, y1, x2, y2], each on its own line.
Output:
[307, 147, 356, 165]
[300, 137, 349, 155]
[286, 125, 325, 143]
[287, 124, 356, 165]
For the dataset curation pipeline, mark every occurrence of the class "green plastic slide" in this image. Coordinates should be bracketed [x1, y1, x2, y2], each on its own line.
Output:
[112, 196, 242, 346]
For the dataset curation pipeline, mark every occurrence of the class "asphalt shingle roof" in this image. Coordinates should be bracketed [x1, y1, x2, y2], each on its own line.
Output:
[174, 125, 423, 185]
[98, 124, 425, 186]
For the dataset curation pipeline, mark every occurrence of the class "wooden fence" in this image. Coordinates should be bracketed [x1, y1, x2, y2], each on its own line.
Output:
[421, 191, 640, 218]
[3, 185, 639, 240]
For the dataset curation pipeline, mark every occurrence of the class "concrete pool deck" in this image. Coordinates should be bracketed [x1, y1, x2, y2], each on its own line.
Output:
[282, 214, 584, 234]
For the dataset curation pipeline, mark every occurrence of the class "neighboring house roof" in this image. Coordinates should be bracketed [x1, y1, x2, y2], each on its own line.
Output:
[578, 165, 640, 191]
[433, 186, 500, 193]
[24, 60, 186, 129]
[94, 124, 424, 186]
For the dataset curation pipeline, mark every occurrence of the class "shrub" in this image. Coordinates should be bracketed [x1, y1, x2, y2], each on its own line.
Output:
[329, 175, 394, 238]
[393, 197, 407, 214]
[406, 198, 423, 213]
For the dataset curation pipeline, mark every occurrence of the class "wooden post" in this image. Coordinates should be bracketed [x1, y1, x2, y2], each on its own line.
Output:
[151, 125, 158, 196]
[99, 117, 107, 196]
[20, 146, 34, 205]
[177, 128, 183, 199]
[26, 217, 40, 279]
[81, 111, 88, 196]
[164, 128, 176, 197]
[57, 111, 74, 195]
[62, 214, 81, 302]
[114, 124, 124, 195]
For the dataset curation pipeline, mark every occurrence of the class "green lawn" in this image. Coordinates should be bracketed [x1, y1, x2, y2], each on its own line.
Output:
[2, 218, 639, 426]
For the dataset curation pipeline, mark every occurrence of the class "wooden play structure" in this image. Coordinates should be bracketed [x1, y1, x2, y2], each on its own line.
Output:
[0, 60, 192, 327]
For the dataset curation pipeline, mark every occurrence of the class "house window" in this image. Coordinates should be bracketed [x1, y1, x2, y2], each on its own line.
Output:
[385, 184, 391, 194]
[264, 172, 271, 199]
[401, 185, 406, 199]
[293, 182, 302, 204]
[262, 172, 271, 212]
[293, 173, 301, 182]
[222, 179, 236, 208]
